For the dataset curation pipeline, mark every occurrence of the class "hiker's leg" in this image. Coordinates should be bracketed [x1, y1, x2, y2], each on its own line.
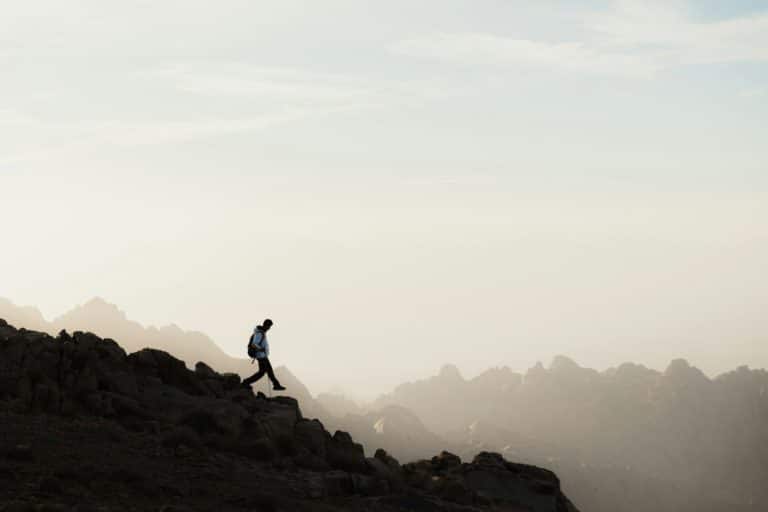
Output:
[262, 358, 282, 387]
[243, 361, 267, 385]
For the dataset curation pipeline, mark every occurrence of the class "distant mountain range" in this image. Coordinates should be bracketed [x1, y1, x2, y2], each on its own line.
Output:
[370, 354, 768, 512]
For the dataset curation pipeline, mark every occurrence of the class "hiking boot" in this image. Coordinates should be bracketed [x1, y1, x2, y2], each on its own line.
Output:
[273, 385, 287, 391]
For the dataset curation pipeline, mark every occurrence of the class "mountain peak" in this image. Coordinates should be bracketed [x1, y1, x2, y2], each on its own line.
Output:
[0, 297, 47, 332]
[549, 355, 580, 372]
[82, 296, 121, 312]
[53, 297, 128, 335]
[438, 363, 463, 380]
[55, 297, 128, 325]
[664, 358, 709, 385]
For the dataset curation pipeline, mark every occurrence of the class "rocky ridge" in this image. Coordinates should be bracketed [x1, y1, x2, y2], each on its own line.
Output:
[0, 298, 328, 421]
[0, 318, 578, 512]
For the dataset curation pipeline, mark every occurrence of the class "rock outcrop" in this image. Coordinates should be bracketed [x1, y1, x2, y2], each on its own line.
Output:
[0, 297, 330, 420]
[0, 318, 578, 512]
[401, 451, 577, 511]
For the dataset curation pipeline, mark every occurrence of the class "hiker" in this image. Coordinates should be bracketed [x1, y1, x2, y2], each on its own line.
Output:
[242, 318, 286, 391]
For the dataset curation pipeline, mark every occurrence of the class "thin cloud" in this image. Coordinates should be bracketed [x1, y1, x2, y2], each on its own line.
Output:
[391, 1, 768, 77]
[587, 1, 768, 64]
[392, 33, 659, 78]
[739, 86, 767, 98]
[144, 64, 458, 105]
[1, 65, 458, 164]
[0, 107, 349, 165]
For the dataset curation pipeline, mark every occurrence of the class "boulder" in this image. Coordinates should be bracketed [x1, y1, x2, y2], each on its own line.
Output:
[403, 450, 576, 511]
[295, 419, 330, 457]
[366, 449, 404, 492]
[194, 361, 217, 378]
[431, 451, 462, 471]
[326, 431, 368, 473]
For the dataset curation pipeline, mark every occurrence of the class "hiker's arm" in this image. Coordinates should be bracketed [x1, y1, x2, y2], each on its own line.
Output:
[254, 333, 266, 349]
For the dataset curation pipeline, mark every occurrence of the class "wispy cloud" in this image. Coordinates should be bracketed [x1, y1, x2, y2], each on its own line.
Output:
[147, 64, 455, 106]
[739, 86, 768, 98]
[0, 108, 343, 165]
[0, 65, 458, 164]
[391, 1, 768, 78]
[392, 33, 659, 78]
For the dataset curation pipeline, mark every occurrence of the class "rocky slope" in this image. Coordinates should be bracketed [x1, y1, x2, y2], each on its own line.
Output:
[0, 297, 329, 421]
[0, 318, 579, 512]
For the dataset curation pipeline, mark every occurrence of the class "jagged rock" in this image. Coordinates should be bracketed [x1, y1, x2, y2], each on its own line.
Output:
[129, 349, 207, 396]
[326, 430, 368, 473]
[294, 418, 329, 457]
[471, 451, 506, 469]
[260, 397, 302, 436]
[375, 449, 401, 469]
[367, 449, 405, 492]
[400, 450, 577, 511]
[219, 372, 241, 388]
[432, 451, 462, 470]
[194, 361, 217, 378]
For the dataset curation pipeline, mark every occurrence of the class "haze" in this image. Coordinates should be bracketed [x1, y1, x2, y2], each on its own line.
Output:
[2, 0, 767, 397]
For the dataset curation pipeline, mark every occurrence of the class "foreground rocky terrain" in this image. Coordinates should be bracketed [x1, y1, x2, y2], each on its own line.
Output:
[0, 319, 578, 512]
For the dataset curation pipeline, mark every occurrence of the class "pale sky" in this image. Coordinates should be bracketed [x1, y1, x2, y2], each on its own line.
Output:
[2, 0, 767, 397]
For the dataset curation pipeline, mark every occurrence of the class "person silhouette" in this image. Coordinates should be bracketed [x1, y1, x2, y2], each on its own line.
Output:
[242, 318, 286, 391]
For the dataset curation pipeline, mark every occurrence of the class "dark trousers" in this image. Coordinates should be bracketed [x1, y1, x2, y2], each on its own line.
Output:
[243, 357, 281, 387]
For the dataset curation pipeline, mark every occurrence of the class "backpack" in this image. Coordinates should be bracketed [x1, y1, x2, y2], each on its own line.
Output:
[247, 331, 261, 359]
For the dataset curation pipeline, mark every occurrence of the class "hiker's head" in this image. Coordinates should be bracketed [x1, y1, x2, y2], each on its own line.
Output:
[262, 318, 274, 331]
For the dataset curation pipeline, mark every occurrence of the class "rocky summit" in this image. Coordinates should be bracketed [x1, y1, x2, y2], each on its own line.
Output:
[0, 319, 579, 512]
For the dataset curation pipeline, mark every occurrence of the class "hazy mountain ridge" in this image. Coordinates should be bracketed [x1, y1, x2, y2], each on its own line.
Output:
[371, 355, 768, 512]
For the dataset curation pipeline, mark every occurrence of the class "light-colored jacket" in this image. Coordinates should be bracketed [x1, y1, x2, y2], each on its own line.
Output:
[250, 329, 269, 359]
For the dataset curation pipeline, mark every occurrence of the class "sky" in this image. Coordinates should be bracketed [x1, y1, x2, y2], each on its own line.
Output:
[1, 0, 767, 398]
